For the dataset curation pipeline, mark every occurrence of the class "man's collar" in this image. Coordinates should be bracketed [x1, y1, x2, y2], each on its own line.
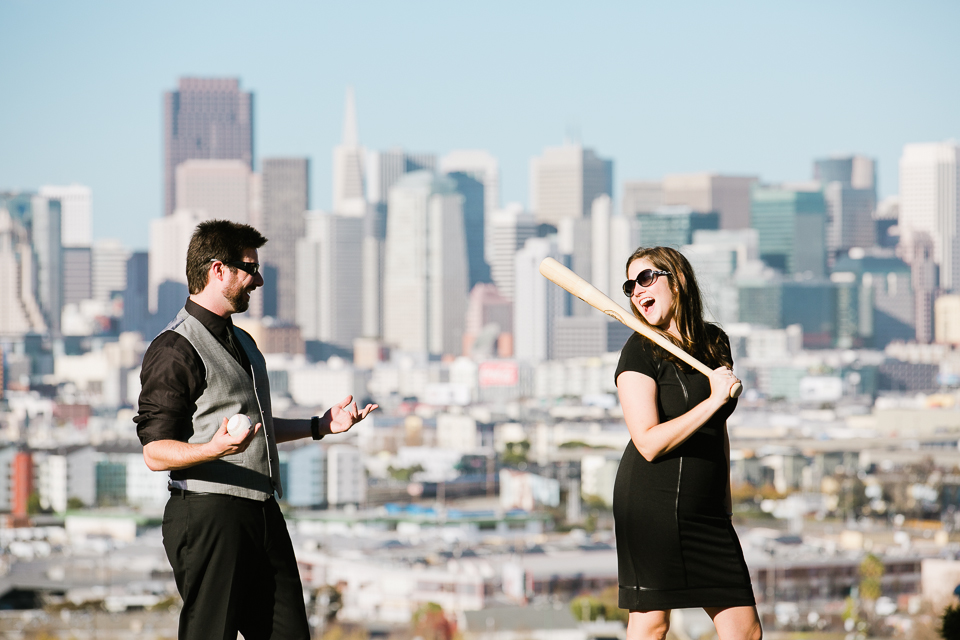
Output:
[184, 298, 233, 336]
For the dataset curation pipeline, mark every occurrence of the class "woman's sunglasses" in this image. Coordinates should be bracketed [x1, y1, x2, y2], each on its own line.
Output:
[622, 269, 671, 297]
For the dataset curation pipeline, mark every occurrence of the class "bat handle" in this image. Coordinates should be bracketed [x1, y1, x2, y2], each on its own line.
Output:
[730, 382, 742, 399]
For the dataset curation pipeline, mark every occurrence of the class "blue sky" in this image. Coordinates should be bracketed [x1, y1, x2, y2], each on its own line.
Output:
[2, 0, 957, 249]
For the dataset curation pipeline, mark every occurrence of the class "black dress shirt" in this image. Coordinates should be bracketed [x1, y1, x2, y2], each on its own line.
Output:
[135, 299, 254, 446]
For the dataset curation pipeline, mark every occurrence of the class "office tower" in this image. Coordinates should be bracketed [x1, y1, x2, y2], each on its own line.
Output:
[0, 209, 47, 336]
[662, 173, 758, 230]
[383, 172, 468, 355]
[29, 195, 62, 333]
[174, 159, 254, 224]
[875, 196, 900, 249]
[513, 236, 563, 362]
[814, 155, 877, 261]
[441, 150, 500, 265]
[487, 204, 537, 301]
[557, 216, 593, 316]
[296, 211, 364, 347]
[92, 239, 130, 303]
[683, 229, 760, 325]
[149, 208, 209, 314]
[899, 141, 960, 291]
[62, 247, 93, 306]
[163, 77, 254, 216]
[463, 283, 513, 358]
[367, 149, 436, 205]
[635, 206, 720, 249]
[260, 158, 309, 321]
[591, 195, 614, 300]
[904, 232, 938, 343]
[529, 143, 613, 225]
[622, 180, 663, 217]
[332, 86, 366, 216]
[38, 184, 92, 248]
[832, 249, 914, 348]
[122, 251, 149, 335]
[751, 184, 827, 277]
[936, 295, 960, 344]
[447, 171, 491, 287]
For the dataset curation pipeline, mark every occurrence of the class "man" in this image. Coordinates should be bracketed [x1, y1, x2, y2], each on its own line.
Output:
[136, 220, 376, 639]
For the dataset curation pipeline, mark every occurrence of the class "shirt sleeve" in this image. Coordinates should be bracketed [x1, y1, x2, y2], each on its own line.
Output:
[134, 332, 206, 446]
[615, 333, 660, 385]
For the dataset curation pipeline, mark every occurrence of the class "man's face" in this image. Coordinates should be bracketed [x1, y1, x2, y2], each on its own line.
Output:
[223, 248, 263, 314]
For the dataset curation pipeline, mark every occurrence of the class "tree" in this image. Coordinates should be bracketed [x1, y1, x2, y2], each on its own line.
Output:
[412, 602, 455, 640]
[859, 553, 884, 601]
[942, 604, 960, 640]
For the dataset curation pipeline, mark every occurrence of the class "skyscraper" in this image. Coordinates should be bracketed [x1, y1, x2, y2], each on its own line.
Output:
[661, 173, 758, 230]
[92, 239, 131, 303]
[163, 77, 254, 216]
[487, 204, 537, 301]
[38, 184, 92, 248]
[149, 208, 209, 315]
[122, 251, 150, 336]
[260, 158, 309, 321]
[447, 171, 491, 287]
[296, 211, 364, 347]
[529, 143, 613, 225]
[440, 150, 500, 216]
[513, 236, 563, 362]
[899, 141, 960, 291]
[751, 184, 827, 277]
[814, 155, 877, 261]
[28, 194, 62, 333]
[383, 171, 468, 355]
[332, 87, 366, 215]
[174, 159, 255, 224]
[62, 247, 92, 306]
[0, 208, 46, 336]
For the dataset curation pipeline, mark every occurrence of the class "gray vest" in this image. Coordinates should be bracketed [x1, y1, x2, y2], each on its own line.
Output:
[166, 307, 282, 500]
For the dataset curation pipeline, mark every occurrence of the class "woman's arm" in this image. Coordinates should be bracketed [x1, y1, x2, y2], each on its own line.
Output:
[617, 366, 739, 462]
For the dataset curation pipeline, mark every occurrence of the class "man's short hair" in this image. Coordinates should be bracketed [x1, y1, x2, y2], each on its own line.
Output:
[186, 220, 267, 294]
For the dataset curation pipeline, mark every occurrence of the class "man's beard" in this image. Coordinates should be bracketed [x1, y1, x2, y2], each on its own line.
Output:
[225, 278, 250, 313]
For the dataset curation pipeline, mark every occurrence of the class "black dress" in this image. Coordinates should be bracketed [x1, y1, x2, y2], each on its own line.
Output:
[613, 328, 755, 611]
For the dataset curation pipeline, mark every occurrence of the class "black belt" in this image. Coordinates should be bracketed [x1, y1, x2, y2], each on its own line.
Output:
[169, 488, 212, 497]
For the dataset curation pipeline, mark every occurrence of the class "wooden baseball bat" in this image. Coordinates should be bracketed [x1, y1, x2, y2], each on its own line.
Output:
[538, 257, 742, 398]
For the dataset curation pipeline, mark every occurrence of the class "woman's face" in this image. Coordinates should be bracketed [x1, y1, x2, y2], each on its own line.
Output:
[627, 257, 677, 335]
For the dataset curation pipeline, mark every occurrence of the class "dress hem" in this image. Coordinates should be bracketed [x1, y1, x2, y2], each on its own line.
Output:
[619, 585, 756, 611]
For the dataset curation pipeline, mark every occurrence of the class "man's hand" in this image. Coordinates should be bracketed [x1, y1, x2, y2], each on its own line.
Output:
[142, 418, 262, 472]
[206, 417, 262, 458]
[326, 395, 378, 435]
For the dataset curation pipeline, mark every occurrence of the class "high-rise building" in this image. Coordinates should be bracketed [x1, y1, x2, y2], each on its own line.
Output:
[122, 251, 150, 336]
[163, 77, 254, 216]
[38, 184, 91, 248]
[260, 158, 309, 321]
[513, 236, 563, 362]
[683, 229, 761, 325]
[462, 283, 513, 359]
[662, 173, 757, 230]
[62, 247, 93, 306]
[0, 208, 47, 336]
[92, 239, 130, 303]
[174, 159, 255, 224]
[529, 143, 612, 226]
[332, 87, 366, 215]
[487, 204, 537, 301]
[622, 180, 663, 217]
[285, 445, 326, 508]
[832, 249, 914, 348]
[28, 194, 62, 333]
[751, 184, 827, 277]
[149, 208, 209, 314]
[326, 444, 365, 506]
[440, 150, 500, 216]
[383, 171, 468, 355]
[899, 141, 960, 291]
[875, 196, 900, 249]
[447, 171, 490, 288]
[296, 211, 364, 347]
[814, 155, 877, 261]
[635, 206, 720, 249]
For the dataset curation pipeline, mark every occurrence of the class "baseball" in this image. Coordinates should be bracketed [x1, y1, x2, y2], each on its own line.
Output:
[226, 414, 252, 437]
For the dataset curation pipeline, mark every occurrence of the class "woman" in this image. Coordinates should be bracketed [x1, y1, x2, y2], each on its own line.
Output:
[613, 246, 761, 640]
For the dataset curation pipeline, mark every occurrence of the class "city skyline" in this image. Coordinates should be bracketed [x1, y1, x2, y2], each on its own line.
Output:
[2, 1, 959, 249]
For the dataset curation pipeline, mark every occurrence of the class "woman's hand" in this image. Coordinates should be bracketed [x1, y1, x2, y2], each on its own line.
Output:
[708, 366, 740, 405]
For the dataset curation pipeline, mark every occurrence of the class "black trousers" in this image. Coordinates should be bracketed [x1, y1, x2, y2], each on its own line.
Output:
[162, 493, 310, 640]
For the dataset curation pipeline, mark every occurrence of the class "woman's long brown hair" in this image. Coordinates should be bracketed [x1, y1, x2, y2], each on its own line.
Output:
[625, 246, 731, 370]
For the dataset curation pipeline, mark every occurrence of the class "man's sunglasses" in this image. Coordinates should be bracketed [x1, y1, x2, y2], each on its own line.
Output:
[210, 258, 260, 276]
[622, 269, 671, 297]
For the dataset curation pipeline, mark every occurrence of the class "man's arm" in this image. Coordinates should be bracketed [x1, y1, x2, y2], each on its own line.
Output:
[143, 418, 262, 471]
[273, 395, 378, 444]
